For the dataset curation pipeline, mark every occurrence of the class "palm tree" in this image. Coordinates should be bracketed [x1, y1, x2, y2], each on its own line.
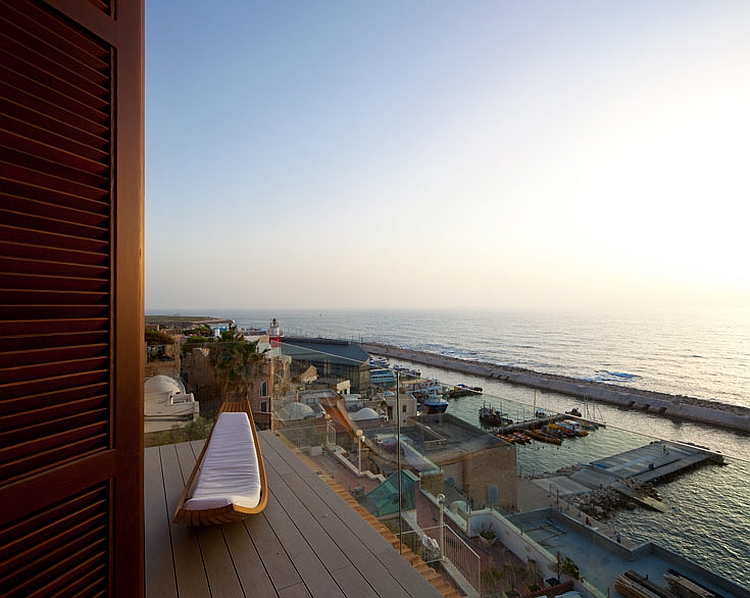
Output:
[556, 551, 580, 581]
[209, 326, 268, 404]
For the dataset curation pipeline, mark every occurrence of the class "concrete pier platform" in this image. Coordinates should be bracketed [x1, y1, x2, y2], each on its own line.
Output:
[587, 441, 721, 483]
[529, 441, 721, 512]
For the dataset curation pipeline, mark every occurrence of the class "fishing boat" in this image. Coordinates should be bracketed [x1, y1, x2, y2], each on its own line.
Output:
[554, 419, 588, 437]
[446, 383, 483, 398]
[478, 403, 513, 427]
[423, 395, 449, 414]
[523, 428, 563, 445]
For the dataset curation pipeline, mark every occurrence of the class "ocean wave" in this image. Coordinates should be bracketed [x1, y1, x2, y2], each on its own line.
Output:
[593, 370, 642, 383]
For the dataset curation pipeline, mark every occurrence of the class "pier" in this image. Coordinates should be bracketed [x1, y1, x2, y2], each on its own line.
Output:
[532, 441, 722, 512]
[362, 342, 750, 433]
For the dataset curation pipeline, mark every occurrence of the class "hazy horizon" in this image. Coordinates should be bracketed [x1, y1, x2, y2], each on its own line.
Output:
[146, 1, 750, 313]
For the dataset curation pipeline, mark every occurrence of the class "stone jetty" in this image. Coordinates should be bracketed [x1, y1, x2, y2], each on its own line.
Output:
[362, 342, 750, 433]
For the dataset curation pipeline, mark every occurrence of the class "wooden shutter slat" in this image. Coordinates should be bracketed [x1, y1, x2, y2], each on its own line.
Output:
[0, 0, 110, 71]
[0, 330, 108, 352]
[0, 97, 108, 155]
[0, 29, 108, 97]
[0, 39, 108, 107]
[0, 128, 109, 175]
[0, 369, 109, 401]
[0, 395, 108, 431]
[0, 256, 108, 279]
[0, 81, 108, 138]
[0, 343, 108, 368]
[0, 162, 109, 201]
[0, 184, 109, 215]
[0, 224, 108, 252]
[0, 408, 109, 456]
[1, 511, 105, 577]
[0, 483, 109, 597]
[0, 317, 109, 337]
[1, 271, 109, 291]
[8, 540, 107, 598]
[0, 208, 108, 239]
[0, 65, 107, 126]
[1, 147, 109, 189]
[0, 355, 109, 384]
[0, 305, 110, 321]
[0, 432, 108, 483]
[0, 241, 108, 267]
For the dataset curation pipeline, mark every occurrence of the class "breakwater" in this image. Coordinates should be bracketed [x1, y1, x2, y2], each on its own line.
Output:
[362, 342, 750, 433]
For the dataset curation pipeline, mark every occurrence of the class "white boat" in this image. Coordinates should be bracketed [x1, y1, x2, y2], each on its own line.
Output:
[423, 396, 449, 414]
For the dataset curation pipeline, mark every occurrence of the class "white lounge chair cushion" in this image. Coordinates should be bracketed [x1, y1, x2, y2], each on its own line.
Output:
[183, 412, 261, 510]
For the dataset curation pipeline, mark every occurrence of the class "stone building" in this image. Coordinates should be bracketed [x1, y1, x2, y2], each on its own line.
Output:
[280, 337, 371, 393]
[410, 414, 518, 511]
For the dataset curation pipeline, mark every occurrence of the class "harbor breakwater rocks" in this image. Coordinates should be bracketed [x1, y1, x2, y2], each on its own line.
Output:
[362, 342, 750, 434]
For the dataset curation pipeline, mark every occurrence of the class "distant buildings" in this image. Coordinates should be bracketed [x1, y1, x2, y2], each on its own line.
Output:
[280, 336, 371, 393]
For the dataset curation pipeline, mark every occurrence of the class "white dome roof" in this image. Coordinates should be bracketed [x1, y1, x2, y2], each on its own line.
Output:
[145, 375, 185, 395]
[277, 402, 315, 421]
[351, 407, 380, 421]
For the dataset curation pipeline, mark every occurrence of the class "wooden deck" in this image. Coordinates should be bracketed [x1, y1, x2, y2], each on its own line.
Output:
[145, 430, 445, 598]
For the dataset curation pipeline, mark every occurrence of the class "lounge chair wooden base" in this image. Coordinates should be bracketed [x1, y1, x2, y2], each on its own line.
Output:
[173, 400, 268, 526]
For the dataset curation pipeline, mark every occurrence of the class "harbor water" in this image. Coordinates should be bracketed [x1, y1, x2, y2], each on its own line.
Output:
[201, 307, 749, 588]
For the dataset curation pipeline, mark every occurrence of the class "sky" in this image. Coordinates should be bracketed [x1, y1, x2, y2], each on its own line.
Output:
[146, 1, 750, 313]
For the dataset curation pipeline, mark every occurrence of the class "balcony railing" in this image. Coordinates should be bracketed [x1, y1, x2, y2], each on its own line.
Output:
[144, 337, 750, 598]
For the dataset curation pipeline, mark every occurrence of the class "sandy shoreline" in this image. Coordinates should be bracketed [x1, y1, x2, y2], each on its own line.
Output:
[362, 342, 750, 433]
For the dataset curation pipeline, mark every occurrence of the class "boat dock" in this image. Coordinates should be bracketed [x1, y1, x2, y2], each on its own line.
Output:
[586, 440, 723, 483]
[534, 441, 722, 512]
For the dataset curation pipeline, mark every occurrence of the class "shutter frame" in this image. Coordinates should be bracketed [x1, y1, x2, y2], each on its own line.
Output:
[0, 0, 143, 595]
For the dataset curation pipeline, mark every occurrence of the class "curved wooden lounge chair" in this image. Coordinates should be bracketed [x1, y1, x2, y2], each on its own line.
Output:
[173, 400, 268, 526]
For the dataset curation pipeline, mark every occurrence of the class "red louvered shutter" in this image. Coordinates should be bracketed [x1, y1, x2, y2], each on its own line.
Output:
[0, 0, 143, 595]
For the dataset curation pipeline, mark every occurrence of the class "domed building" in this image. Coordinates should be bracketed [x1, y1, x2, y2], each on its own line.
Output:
[144, 375, 199, 434]
[275, 401, 316, 423]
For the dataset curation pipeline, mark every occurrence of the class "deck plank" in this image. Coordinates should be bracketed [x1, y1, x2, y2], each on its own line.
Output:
[262, 443, 350, 571]
[278, 582, 313, 598]
[331, 564, 381, 598]
[263, 439, 424, 598]
[260, 482, 345, 598]
[222, 522, 278, 598]
[146, 433, 446, 598]
[144, 447, 178, 598]
[260, 434, 441, 598]
[243, 507, 303, 593]
[196, 525, 245, 598]
[159, 444, 212, 598]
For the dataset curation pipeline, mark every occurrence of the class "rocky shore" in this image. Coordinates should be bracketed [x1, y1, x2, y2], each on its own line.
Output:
[362, 342, 750, 433]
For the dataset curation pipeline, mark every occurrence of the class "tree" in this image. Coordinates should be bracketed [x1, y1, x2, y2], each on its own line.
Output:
[145, 327, 175, 346]
[208, 326, 268, 403]
[556, 551, 580, 581]
[481, 566, 503, 595]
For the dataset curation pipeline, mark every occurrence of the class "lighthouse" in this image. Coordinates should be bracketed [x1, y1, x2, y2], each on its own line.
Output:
[268, 318, 283, 348]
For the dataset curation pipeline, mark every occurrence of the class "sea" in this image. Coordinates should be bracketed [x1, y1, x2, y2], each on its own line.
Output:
[192, 307, 750, 589]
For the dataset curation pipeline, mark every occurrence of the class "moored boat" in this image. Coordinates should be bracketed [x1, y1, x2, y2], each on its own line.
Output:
[553, 419, 588, 437]
[479, 403, 513, 427]
[523, 428, 563, 445]
[423, 395, 449, 414]
[447, 383, 483, 398]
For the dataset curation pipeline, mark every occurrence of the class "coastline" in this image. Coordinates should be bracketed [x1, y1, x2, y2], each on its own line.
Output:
[362, 342, 750, 434]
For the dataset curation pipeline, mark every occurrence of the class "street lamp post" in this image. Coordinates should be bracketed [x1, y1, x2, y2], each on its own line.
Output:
[355, 429, 363, 473]
[438, 493, 445, 561]
[324, 414, 333, 446]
